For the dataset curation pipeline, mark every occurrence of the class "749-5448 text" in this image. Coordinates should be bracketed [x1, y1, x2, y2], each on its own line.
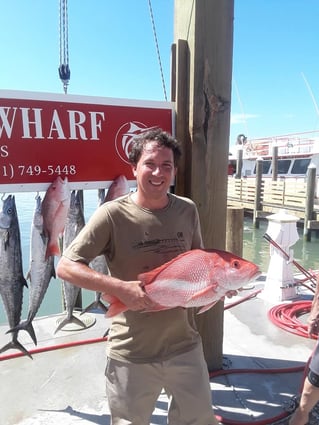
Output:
[2, 164, 77, 179]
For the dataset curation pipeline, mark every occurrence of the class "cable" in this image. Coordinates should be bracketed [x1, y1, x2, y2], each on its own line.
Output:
[58, 0, 70, 93]
[147, 0, 168, 101]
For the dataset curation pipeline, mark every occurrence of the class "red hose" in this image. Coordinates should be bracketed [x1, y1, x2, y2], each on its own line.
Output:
[210, 366, 305, 425]
[0, 298, 313, 424]
[268, 300, 318, 339]
[0, 335, 107, 362]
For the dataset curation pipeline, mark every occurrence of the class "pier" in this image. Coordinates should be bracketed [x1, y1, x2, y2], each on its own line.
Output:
[227, 171, 319, 240]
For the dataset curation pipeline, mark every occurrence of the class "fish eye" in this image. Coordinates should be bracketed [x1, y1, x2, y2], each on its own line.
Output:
[232, 260, 240, 269]
[6, 208, 13, 215]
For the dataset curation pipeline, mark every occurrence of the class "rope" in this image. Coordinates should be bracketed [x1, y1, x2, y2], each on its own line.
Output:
[59, 0, 70, 94]
[147, 0, 168, 101]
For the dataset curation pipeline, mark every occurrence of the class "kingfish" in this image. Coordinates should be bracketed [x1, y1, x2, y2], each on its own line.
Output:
[55, 190, 86, 332]
[0, 195, 32, 358]
[12, 195, 56, 345]
[84, 176, 130, 314]
[104, 249, 261, 318]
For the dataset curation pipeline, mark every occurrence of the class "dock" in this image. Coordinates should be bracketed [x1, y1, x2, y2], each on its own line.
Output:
[1, 279, 318, 425]
[227, 176, 319, 238]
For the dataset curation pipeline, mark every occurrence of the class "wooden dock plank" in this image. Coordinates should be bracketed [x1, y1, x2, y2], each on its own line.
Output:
[227, 177, 319, 231]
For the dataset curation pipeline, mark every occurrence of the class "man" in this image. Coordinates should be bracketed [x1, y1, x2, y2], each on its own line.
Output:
[289, 279, 319, 425]
[57, 129, 219, 424]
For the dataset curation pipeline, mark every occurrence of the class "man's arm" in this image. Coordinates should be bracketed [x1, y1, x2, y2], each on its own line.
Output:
[56, 257, 155, 312]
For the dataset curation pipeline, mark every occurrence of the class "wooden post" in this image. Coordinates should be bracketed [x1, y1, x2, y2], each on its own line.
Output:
[172, 39, 192, 197]
[226, 207, 243, 257]
[235, 148, 243, 179]
[174, 0, 234, 371]
[253, 159, 263, 229]
[272, 146, 278, 181]
[304, 164, 316, 241]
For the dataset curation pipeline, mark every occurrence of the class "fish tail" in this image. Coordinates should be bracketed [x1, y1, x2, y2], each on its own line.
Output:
[0, 339, 33, 359]
[81, 300, 108, 314]
[54, 313, 87, 333]
[45, 241, 60, 259]
[105, 301, 127, 318]
[7, 320, 37, 346]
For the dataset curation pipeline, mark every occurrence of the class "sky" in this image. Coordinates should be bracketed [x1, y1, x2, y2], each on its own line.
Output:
[1, 1, 319, 149]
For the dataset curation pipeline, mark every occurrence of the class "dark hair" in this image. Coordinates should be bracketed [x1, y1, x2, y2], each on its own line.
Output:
[128, 128, 182, 166]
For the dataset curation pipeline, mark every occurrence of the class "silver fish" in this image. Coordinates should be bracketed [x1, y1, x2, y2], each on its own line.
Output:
[83, 189, 109, 314]
[55, 190, 86, 333]
[83, 177, 130, 314]
[0, 195, 32, 358]
[14, 195, 55, 345]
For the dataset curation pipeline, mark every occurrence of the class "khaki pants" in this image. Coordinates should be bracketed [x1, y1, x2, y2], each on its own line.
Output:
[105, 343, 218, 425]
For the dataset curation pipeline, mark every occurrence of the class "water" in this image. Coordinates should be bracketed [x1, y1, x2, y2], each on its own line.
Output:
[242, 216, 319, 274]
[1, 193, 319, 325]
[0, 190, 100, 325]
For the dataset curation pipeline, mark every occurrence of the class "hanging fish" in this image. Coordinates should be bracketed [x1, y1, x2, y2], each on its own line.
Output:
[84, 176, 130, 314]
[12, 195, 55, 345]
[42, 176, 71, 259]
[0, 195, 32, 358]
[55, 190, 86, 333]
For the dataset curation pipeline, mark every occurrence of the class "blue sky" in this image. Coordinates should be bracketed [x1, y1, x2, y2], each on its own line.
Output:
[1, 1, 319, 149]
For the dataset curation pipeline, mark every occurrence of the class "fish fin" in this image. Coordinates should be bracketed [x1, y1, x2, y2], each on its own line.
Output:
[188, 283, 217, 300]
[81, 300, 108, 314]
[137, 251, 189, 286]
[23, 277, 28, 289]
[54, 314, 87, 333]
[6, 321, 37, 346]
[197, 301, 218, 314]
[0, 339, 33, 359]
[103, 328, 110, 338]
[138, 250, 198, 286]
[45, 241, 61, 259]
[105, 301, 128, 318]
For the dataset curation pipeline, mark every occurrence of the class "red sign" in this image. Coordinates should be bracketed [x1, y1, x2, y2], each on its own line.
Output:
[0, 90, 174, 192]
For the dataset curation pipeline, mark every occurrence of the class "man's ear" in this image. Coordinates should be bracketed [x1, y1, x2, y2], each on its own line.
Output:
[131, 165, 137, 177]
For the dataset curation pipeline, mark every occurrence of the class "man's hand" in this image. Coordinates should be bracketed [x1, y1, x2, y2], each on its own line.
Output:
[102, 281, 156, 312]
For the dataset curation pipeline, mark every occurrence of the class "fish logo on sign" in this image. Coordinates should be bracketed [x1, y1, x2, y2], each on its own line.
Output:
[115, 122, 157, 164]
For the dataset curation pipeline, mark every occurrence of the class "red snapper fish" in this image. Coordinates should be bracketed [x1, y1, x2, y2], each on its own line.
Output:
[105, 249, 260, 318]
[42, 176, 71, 259]
[105, 175, 130, 201]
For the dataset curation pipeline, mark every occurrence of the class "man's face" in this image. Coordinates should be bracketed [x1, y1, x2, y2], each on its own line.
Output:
[131, 141, 176, 203]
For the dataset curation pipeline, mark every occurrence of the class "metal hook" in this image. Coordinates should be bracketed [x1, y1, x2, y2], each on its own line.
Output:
[1, 193, 5, 201]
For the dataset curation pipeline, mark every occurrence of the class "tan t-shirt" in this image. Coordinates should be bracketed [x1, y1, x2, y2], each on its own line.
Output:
[63, 192, 204, 363]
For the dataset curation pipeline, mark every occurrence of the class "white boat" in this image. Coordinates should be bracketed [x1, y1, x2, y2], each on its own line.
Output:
[229, 131, 319, 178]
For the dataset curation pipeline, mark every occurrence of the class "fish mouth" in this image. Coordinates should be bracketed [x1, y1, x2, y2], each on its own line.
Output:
[249, 270, 262, 281]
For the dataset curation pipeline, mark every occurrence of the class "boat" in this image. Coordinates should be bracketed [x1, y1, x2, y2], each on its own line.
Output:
[229, 130, 319, 178]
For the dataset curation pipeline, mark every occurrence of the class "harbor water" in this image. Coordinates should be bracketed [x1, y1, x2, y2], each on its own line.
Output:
[1, 191, 319, 325]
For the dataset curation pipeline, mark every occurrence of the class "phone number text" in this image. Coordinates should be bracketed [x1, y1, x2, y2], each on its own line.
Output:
[2, 164, 77, 179]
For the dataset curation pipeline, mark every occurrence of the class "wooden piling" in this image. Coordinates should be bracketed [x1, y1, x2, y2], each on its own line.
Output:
[304, 164, 316, 241]
[271, 146, 278, 181]
[174, 0, 234, 371]
[253, 159, 263, 228]
[235, 148, 243, 179]
[226, 207, 243, 256]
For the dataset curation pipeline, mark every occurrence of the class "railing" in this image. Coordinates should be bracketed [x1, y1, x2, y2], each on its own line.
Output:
[227, 175, 319, 241]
